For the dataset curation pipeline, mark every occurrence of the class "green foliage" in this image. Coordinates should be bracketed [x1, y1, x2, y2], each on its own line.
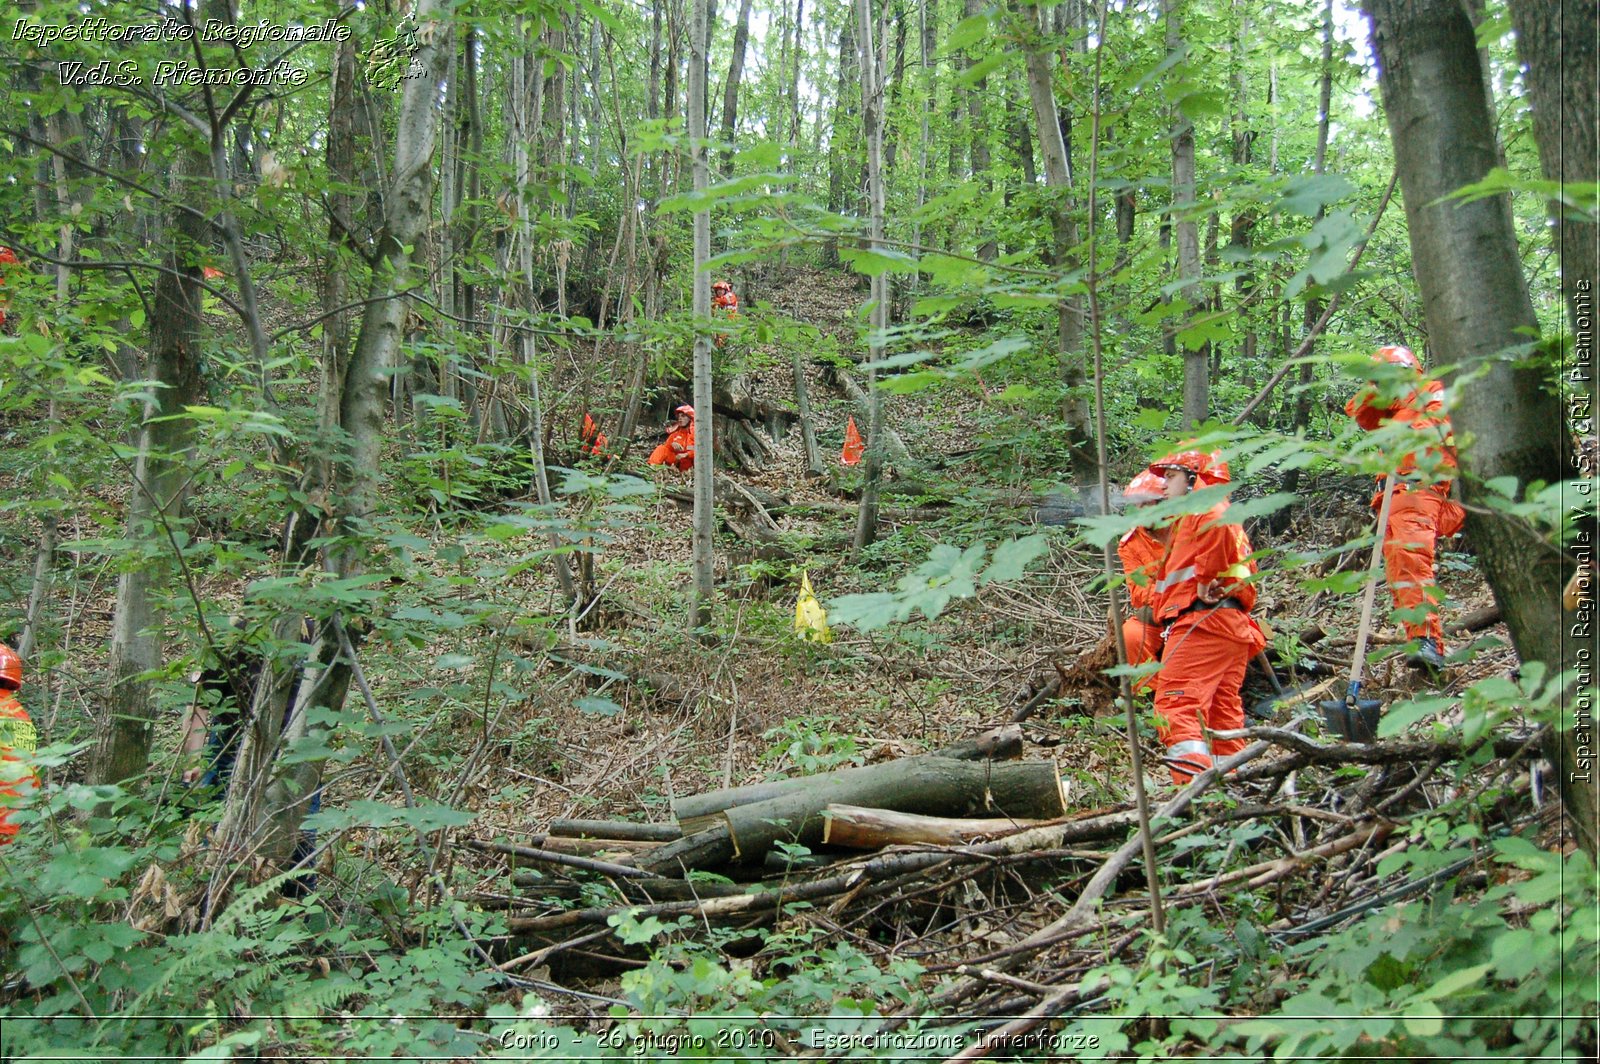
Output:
[759, 716, 862, 777]
[828, 536, 1048, 631]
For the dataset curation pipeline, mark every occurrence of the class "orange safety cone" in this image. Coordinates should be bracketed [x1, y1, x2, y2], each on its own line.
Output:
[841, 417, 864, 466]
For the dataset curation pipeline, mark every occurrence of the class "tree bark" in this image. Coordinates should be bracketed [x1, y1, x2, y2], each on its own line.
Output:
[88, 154, 206, 787]
[718, 0, 755, 177]
[1167, 0, 1208, 425]
[1508, 0, 1598, 395]
[1014, 0, 1096, 483]
[217, 0, 455, 867]
[672, 725, 1025, 833]
[647, 757, 1067, 872]
[1284, 0, 1333, 495]
[852, 0, 889, 555]
[965, 0, 997, 262]
[690, 0, 715, 627]
[514, 29, 579, 607]
[722, 758, 1065, 859]
[824, 22, 857, 268]
[1365, 0, 1597, 861]
[821, 804, 1062, 848]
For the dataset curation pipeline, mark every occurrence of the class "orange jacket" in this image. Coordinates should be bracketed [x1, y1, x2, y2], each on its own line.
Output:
[712, 291, 739, 316]
[1151, 502, 1258, 623]
[666, 423, 694, 460]
[0, 691, 38, 843]
[1345, 377, 1456, 487]
[1117, 526, 1164, 611]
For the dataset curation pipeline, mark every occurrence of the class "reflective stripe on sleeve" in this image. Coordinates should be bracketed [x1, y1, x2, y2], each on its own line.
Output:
[1167, 739, 1212, 759]
[1154, 565, 1197, 594]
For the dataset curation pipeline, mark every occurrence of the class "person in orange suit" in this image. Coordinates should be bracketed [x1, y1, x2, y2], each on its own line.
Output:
[0, 246, 18, 331]
[1345, 344, 1464, 672]
[1117, 471, 1169, 692]
[647, 404, 696, 472]
[0, 645, 38, 844]
[579, 412, 608, 457]
[1148, 450, 1265, 785]
[711, 280, 739, 347]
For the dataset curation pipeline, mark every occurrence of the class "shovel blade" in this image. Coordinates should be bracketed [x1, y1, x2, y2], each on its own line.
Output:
[1317, 697, 1383, 743]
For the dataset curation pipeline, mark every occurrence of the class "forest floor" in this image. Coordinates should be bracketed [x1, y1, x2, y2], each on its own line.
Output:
[20, 265, 1539, 1041]
[411, 266, 1533, 1017]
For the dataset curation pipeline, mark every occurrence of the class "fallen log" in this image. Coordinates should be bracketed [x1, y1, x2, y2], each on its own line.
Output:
[537, 837, 661, 857]
[672, 725, 1025, 833]
[511, 871, 747, 903]
[548, 819, 681, 842]
[645, 757, 1066, 875]
[822, 805, 1062, 849]
[722, 759, 1065, 860]
[464, 838, 652, 879]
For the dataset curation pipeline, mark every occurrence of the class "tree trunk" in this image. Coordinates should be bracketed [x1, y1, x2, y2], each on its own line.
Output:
[514, 28, 579, 607]
[690, 0, 715, 627]
[88, 154, 206, 787]
[718, 0, 755, 177]
[1365, 0, 1596, 861]
[1283, 0, 1333, 498]
[1508, 0, 1598, 396]
[1167, 0, 1208, 425]
[1015, 0, 1096, 482]
[965, 0, 997, 262]
[824, 22, 856, 268]
[852, 0, 889, 555]
[217, 0, 454, 868]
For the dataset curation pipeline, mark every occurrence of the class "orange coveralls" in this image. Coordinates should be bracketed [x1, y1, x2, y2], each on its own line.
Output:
[0, 689, 38, 844]
[1117, 526, 1165, 692]
[1346, 379, 1465, 647]
[648, 421, 695, 472]
[580, 413, 608, 456]
[712, 289, 739, 347]
[0, 246, 17, 329]
[1151, 503, 1265, 785]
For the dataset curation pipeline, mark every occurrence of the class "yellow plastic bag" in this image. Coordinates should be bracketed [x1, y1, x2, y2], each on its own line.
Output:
[794, 572, 832, 643]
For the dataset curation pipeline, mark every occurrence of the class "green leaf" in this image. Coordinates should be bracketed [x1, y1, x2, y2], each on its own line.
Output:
[395, 803, 477, 832]
[1278, 173, 1357, 216]
[1414, 962, 1491, 1002]
[983, 536, 1047, 584]
[1401, 1000, 1444, 1037]
[827, 592, 906, 632]
[945, 13, 989, 51]
[838, 246, 920, 276]
[1376, 695, 1456, 737]
[574, 695, 622, 717]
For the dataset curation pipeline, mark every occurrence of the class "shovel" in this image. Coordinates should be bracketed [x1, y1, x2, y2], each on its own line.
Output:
[1317, 474, 1397, 742]
[1248, 651, 1289, 720]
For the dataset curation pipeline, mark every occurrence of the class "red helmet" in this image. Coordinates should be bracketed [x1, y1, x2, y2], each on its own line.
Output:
[1123, 470, 1166, 503]
[1199, 450, 1231, 486]
[711, 280, 732, 291]
[1149, 449, 1211, 479]
[675, 404, 695, 419]
[0, 247, 17, 265]
[1374, 344, 1420, 372]
[0, 645, 21, 690]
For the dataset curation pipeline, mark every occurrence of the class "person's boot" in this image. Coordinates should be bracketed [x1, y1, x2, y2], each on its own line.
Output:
[1406, 637, 1447, 673]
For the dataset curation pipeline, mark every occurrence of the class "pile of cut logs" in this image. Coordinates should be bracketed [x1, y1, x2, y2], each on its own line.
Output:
[471, 725, 1081, 886]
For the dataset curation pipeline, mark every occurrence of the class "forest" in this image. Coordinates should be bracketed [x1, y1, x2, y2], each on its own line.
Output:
[0, 0, 1594, 1058]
